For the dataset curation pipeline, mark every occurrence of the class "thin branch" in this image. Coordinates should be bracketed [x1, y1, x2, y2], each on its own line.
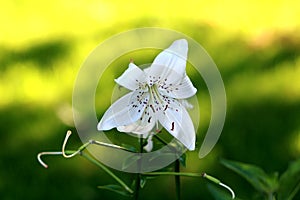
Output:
[143, 171, 202, 177]
[219, 183, 235, 199]
[143, 172, 235, 199]
[37, 130, 134, 194]
[81, 152, 134, 194]
[38, 130, 136, 168]
[202, 173, 235, 199]
[62, 130, 81, 158]
[37, 151, 64, 168]
[90, 140, 135, 152]
[175, 159, 181, 200]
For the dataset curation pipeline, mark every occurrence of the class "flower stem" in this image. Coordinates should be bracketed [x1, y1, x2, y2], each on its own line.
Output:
[37, 130, 134, 194]
[134, 137, 143, 200]
[143, 172, 235, 199]
[134, 173, 141, 200]
[143, 171, 202, 177]
[202, 173, 235, 199]
[175, 159, 181, 200]
[81, 152, 134, 194]
[90, 140, 135, 152]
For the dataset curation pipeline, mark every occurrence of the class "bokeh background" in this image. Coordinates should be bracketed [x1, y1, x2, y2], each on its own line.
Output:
[1, 0, 300, 199]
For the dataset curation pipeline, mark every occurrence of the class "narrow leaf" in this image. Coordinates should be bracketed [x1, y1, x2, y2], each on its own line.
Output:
[148, 151, 177, 162]
[220, 159, 278, 194]
[278, 158, 300, 200]
[98, 184, 132, 197]
[122, 154, 141, 170]
[140, 176, 147, 188]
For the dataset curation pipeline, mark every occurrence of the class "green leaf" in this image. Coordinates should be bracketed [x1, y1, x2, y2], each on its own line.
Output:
[278, 158, 300, 200]
[220, 159, 278, 194]
[148, 151, 177, 162]
[97, 184, 133, 197]
[140, 175, 147, 188]
[122, 154, 141, 170]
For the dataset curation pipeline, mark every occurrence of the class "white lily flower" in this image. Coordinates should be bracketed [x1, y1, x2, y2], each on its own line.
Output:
[97, 39, 197, 150]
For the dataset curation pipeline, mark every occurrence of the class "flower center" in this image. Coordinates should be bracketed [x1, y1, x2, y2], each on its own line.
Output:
[148, 84, 163, 106]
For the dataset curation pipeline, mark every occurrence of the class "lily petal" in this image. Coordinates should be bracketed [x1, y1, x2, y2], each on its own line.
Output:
[97, 91, 149, 130]
[147, 39, 188, 85]
[158, 74, 197, 99]
[115, 62, 146, 91]
[157, 99, 195, 150]
[117, 102, 156, 135]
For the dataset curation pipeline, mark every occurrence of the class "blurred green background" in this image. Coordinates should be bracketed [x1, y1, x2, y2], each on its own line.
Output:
[1, 0, 300, 199]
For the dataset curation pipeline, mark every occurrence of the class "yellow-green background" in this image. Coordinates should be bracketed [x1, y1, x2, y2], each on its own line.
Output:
[1, 0, 300, 199]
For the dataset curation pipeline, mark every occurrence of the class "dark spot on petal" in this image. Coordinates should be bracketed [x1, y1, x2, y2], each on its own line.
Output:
[171, 122, 175, 131]
[150, 105, 155, 113]
[164, 104, 168, 111]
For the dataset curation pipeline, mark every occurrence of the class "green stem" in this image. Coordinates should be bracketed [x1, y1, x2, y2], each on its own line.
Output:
[81, 152, 134, 194]
[143, 172, 202, 177]
[37, 131, 135, 194]
[267, 192, 273, 200]
[144, 172, 235, 199]
[202, 173, 221, 184]
[134, 173, 141, 200]
[153, 134, 177, 152]
[154, 134, 168, 145]
[287, 180, 300, 200]
[90, 140, 135, 152]
[134, 137, 143, 200]
[175, 159, 181, 200]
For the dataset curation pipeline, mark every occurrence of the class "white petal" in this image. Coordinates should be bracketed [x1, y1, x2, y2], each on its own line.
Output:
[157, 99, 195, 150]
[117, 102, 156, 135]
[147, 39, 188, 85]
[117, 121, 154, 136]
[115, 62, 146, 91]
[158, 74, 197, 99]
[97, 90, 149, 130]
[179, 99, 194, 110]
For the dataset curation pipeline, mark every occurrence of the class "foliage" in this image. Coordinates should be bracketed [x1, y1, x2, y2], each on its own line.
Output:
[212, 159, 300, 200]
